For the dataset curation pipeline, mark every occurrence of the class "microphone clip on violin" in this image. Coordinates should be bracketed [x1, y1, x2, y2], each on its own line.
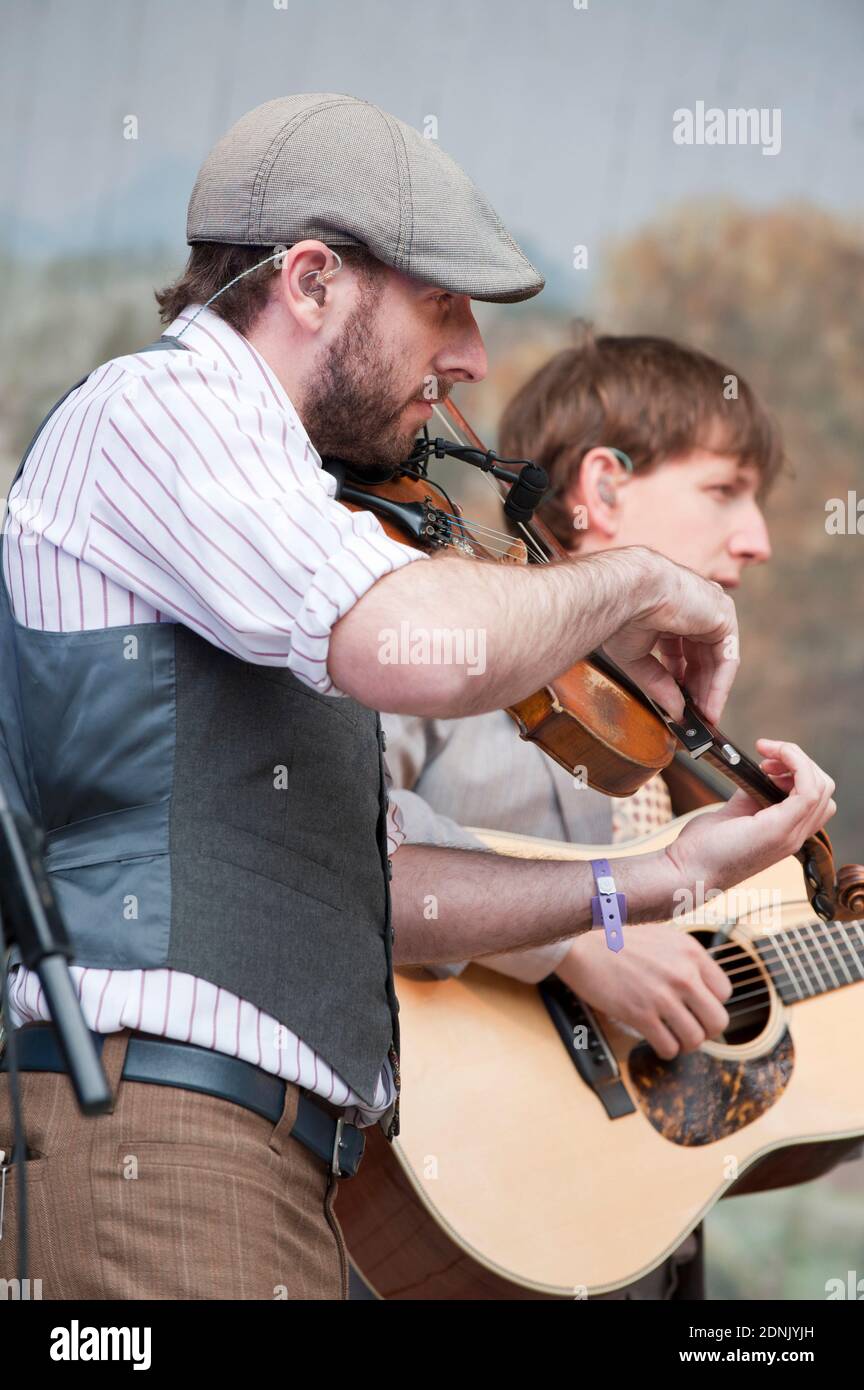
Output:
[322, 429, 549, 529]
[405, 430, 550, 526]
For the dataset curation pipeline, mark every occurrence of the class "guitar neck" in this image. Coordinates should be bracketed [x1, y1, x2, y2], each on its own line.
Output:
[755, 918, 864, 1004]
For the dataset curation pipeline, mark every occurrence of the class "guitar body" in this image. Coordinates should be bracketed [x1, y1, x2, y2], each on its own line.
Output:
[337, 812, 864, 1299]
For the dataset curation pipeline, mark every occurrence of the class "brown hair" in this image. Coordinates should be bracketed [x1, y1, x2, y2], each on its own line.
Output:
[498, 324, 786, 548]
[155, 242, 386, 335]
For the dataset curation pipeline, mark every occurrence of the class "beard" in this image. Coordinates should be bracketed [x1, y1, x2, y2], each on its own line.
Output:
[300, 298, 451, 473]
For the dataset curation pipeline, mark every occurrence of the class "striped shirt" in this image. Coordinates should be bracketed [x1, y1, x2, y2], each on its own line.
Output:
[2, 303, 426, 1124]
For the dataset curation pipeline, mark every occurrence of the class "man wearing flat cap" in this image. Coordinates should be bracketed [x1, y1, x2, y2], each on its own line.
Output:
[0, 94, 834, 1300]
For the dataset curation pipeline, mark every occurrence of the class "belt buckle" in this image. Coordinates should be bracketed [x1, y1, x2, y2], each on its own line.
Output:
[331, 1115, 365, 1178]
[331, 1116, 346, 1176]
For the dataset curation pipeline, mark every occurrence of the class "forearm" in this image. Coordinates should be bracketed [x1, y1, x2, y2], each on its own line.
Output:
[329, 546, 663, 716]
[390, 842, 674, 965]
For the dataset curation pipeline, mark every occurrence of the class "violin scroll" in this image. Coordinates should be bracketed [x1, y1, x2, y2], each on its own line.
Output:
[836, 863, 864, 921]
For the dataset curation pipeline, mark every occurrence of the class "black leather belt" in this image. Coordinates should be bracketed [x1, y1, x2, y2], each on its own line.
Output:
[0, 1024, 365, 1178]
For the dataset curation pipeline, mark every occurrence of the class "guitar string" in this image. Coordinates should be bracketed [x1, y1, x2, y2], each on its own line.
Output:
[682, 925, 863, 994]
[721, 1001, 775, 1025]
[733, 973, 855, 1006]
[681, 925, 864, 1014]
[713, 955, 851, 987]
[714, 950, 859, 985]
[694, 964, 857, 1014]
[707, 922, 863, 972]
[649, 928, 864, 1027]
[712, 935, 861, 966]
[665, 970, 856, 1028]
[651, 988, 838, 1031]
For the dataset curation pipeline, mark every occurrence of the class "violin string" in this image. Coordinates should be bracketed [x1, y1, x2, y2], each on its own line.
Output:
[432, 510, 533, 555]
[429, 407, 551, 565]
[449, 486, 549, 564]
[443, 532, 530, 562]
[435, 516, 535, 555]
[513, 515, 553, 566]
[432, 511, 520, 543]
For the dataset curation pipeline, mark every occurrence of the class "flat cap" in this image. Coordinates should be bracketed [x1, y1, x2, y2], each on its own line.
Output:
[187, 93, 544, 304]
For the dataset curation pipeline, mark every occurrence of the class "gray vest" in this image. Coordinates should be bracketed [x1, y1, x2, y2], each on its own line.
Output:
[0, 339, 399, 1118]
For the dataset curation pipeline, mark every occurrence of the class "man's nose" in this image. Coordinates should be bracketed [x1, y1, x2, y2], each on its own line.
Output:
[433, 298, 488, 384]
[729, 504, 772, 565]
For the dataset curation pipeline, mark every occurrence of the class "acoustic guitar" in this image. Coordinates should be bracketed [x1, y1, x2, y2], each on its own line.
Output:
[337, 810, 864, 1299]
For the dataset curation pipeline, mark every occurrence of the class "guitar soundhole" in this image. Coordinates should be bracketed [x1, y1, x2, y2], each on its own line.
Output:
[691, 929, 771, 1044]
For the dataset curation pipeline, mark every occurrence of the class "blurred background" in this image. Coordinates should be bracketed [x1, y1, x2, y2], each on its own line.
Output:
[1, 0, 862, 1298]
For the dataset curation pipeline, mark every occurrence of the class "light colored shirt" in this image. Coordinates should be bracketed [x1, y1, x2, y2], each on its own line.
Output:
[3, 303, 425, 1124]
[384, 709, 672, 982]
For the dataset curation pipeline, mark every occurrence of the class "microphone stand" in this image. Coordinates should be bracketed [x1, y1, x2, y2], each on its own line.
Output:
[0, 776, 111, 1113]
[0, 774, 112, 1290]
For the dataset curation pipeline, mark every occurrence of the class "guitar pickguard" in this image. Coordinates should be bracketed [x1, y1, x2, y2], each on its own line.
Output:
[628, 1028, 795, 1145]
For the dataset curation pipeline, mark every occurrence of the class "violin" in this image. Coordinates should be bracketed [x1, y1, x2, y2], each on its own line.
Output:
[325, 397, 864, 924]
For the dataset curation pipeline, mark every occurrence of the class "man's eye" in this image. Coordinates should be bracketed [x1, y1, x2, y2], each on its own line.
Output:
[709, 485, 736, 498]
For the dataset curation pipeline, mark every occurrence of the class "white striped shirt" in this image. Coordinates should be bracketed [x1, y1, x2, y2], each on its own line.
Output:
[2, 303, 426, 1124]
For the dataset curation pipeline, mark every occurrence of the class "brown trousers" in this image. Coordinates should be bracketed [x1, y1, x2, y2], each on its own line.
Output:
[0, 1028, 348, 1300]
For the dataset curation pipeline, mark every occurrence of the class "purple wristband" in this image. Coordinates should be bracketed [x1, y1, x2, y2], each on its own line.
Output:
[590, 858, 626, 953]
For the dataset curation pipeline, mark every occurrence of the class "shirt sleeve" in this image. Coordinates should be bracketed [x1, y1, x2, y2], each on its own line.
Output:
[383, 714, 574, 983]
[385, 770, 406, 857]
[83, 355, 427, 696]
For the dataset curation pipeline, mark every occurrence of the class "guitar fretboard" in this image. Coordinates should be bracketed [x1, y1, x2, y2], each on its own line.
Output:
[756, 920, 864, 1004]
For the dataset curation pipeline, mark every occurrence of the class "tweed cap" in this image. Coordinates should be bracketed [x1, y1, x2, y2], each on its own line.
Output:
[187, 93, 544, 304]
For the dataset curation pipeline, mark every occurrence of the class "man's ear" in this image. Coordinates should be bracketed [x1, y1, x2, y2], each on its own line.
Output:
[272, 240, 340, 333]
[565, 447, 627, 541]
